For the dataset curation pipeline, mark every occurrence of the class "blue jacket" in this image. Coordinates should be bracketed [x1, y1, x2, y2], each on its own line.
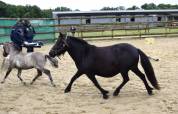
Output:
[10, 24, 36, 46]
[24, 26, 36, 42]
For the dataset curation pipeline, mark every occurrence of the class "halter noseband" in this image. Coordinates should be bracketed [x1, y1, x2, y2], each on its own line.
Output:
[63, 35, 69, 47]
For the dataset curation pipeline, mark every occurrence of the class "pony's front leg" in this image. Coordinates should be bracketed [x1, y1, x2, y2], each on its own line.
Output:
[43, 68, 56, 87]
[87, 74, 109, 99]
[1, 67, 12, 84]
[17, 69, 26, 85]
[65, 71, 83, 93]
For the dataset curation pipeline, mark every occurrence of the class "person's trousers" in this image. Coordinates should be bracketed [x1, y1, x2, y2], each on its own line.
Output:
[27, 46, 34, 53]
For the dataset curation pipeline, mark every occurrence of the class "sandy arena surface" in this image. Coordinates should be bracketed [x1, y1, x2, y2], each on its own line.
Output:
[0, 37, 178, 114]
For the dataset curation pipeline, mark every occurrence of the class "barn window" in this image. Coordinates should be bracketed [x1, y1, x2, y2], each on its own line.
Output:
[157, 17, 162, 21]
[116, 18, 121, 22]
[58, 19, 60, 24]
[130, 17, 135, 22]
[86, 18, 91, 24]
[174, 16, 178, 21]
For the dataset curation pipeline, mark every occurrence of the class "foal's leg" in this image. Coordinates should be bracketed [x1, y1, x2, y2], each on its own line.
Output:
[131, 67, 153, 95]
[1, 67, 12, 84]
[42, 68, 56, 87]
[17, 69, 26, 85]
[87, 74, 109, 99]
[113, 71, 130, 96]
[65, 71, 83, 93]
[30, 69, 42, 85]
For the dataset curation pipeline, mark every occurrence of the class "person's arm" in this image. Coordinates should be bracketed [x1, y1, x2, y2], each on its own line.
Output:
[32, 26, 36, 34]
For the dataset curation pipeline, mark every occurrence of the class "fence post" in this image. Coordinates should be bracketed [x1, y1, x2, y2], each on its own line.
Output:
[111, 29, 114, 39]
[138, 23, 142, 39]
[81, 31, 83, 39]
[165, 22, 168, 37]
[80, 17, 83, 39]
[53, 18, 56, 42]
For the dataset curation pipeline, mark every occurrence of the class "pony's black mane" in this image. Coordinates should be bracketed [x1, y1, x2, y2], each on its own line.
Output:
[67, 36, 88, 45]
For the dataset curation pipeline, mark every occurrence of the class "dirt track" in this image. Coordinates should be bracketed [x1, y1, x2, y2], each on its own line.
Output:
[0, 37, 178, 114]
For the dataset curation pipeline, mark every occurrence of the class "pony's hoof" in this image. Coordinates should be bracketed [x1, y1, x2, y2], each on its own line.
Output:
[113, 91, 120, 96]
[64, 88, 71, 93]
[150, 87, 153, 90]
[113, 93, 118, 96]
[103, 90, 109, 94]
[52, 84, 56, 87]
[23, 82, 27, 86]
[103, 94, 109, 99]
[1, 81, 4, 84]
[148, 91, 153, 95]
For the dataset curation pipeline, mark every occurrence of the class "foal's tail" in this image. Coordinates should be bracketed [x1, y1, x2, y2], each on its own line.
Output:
[138, 49, 160, 90]
[45, 55, 58, 68]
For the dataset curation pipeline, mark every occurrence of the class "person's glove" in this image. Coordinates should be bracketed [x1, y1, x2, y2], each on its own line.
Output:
[24, 41, 29, 45]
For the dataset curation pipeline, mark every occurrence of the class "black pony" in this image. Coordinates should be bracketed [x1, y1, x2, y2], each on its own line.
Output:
[49, 33, 160, 99]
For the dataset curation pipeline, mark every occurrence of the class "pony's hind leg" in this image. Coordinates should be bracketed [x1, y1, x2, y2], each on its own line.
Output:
[30, 69, 42, 85]
[1, 67, 12, 84]
[131, 66, 153, 95]
[113, 71, 129, 96]
[17, 69, 26, 85]
[42, 68, 56, 87]
[87, 74, 109, 99]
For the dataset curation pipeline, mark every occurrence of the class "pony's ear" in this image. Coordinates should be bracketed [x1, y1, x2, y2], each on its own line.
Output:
[62, 38, 69, 47]
[59, 32, 64, 38]
[0, 44, 3, 48]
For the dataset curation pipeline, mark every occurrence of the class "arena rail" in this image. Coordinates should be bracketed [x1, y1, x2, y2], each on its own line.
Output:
[0, 16, 178, 43]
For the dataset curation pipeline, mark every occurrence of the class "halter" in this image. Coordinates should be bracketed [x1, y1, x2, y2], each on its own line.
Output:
[49, 34, 69, 58]
[62, 34, 69, 47]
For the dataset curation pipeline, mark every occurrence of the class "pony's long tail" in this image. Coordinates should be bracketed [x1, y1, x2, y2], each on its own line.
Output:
[45, 55, 58, 68]
[138, 49, 160, 90]
[148, 56, 159, 62]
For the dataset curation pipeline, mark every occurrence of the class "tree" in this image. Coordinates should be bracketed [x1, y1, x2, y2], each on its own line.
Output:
[141, 3, 157, 10]
[100, 6, 125, 11]
[171, 5, 178, 9]
[118, 6, 125, 10]
[157, 4, 178, 9]
[0, 1, 7, 17]
[41, 9, 52, 18]
[157, 4, 171, 9]
[127, 5, 140, 10]
[1, 0, 178, 18]
[54, 7, 72, 11]
[74, 9, 80, 11]
[141, 3, 178, 10]
[15, 5, 27, 17]
[23, 5, 42, 18]
[6, 5, 18, 17]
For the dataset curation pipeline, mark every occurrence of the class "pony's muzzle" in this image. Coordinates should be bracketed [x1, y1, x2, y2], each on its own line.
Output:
[49, 50, 56, 58]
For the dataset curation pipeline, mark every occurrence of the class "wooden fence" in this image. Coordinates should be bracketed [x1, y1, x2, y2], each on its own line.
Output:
[0, 16, 178, 43]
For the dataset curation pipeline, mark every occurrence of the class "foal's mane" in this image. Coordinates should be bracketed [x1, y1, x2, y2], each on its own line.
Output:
[68, 36, 88, 45]
[4, 42, 21, 52]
